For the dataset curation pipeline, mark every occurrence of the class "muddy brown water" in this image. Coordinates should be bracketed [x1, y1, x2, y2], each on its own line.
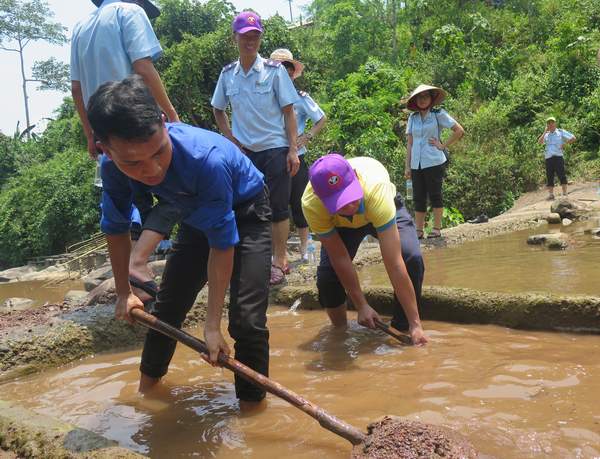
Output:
[362, 218, 600, 296]
[2, 310, 599, 458]
[0, 279, 84, 308]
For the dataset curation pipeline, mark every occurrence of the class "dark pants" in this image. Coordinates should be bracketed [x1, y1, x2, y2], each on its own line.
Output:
[545, 156, 567, 187]
[290, 155, 309, 228]
[316, 199, 424, 331]
[245, 147, 291, 223]
[140, 188, 272, 402]
[411, 164, 445, 212]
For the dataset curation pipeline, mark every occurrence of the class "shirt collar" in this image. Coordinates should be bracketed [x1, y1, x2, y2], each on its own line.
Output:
[234, 54, 263, 76]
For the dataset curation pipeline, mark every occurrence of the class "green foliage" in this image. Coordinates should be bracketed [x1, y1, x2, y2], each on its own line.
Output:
[0, 148, 98, 268]
[426, 207, 465, 230]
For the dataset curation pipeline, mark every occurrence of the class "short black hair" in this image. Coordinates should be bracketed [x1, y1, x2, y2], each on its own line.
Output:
[87, 74, 163, 143]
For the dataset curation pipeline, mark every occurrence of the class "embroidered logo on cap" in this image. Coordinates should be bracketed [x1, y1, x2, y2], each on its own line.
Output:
[248, 16, 256, 24]
[327, 174, 342, 188]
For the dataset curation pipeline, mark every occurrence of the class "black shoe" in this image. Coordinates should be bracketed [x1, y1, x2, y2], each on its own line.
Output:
[468, 214, 489, 224]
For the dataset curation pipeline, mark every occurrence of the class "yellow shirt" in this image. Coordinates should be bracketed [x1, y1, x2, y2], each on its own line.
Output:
[301, 157, 397, 237]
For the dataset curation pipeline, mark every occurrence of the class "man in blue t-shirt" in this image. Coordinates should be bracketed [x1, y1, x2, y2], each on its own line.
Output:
[88, 75, 272, 404]
[537, 117, 576, 200]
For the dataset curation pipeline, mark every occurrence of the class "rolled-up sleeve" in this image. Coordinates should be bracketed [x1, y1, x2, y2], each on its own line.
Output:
[120, 7, 162, 63]
[211, 73, 228, 110]
[274, 67, 300, 108]
[184, 152, 239, 249]
[303, 95, 325, 123]
[406, 114, 413, 135]
[100, 157, 141, 234]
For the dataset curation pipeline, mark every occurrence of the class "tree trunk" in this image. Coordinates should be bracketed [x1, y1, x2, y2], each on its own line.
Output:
[18, 39, 31, 139]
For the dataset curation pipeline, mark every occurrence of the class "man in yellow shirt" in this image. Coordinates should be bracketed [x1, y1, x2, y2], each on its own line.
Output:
[302, 153, 428, 345]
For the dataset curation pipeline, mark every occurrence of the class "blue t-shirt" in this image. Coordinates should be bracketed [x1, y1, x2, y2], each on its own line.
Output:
[543, 128, 575, 159]
[406, 109, 456, 169]
[294, 91, 325, 156]
[70, 0, 162, 106]
[211, 55, 299, 152]
[100, 123, 265, 249]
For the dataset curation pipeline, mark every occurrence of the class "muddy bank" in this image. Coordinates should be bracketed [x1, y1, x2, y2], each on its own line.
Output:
[0, 400, 143, 458]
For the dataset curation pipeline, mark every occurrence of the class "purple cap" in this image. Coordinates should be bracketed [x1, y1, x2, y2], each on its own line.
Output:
[309, 153, 363, 214]
[232, 11, 263, 34]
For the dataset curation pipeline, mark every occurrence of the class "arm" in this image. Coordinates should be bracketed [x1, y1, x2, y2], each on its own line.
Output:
[377, 225, 428, 345]
[431, 122, 464, 150]
[282, 104, 300, 177]
[213, 108, 243, 150]
[320, 233, 381, 328]
[106, 232, 144, 324]
[298, 115, 327, 149]
[204, 246, 234, 364]
[538, 130, 548, 145]
[71, 80, 100, 159]
[132, 58, 179, 122]
[405, 134, 413, 179]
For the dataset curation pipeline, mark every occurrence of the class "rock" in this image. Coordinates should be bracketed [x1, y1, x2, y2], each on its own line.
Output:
[584, 227, 600, 236]
[527, 233, 569, 249]
[0, 265, 36, 282]
[546, 213, 562, 224]
[562, 218, 573, 226]
[63, 290, 89, 305]
[81, 264, 113, 292]
[550, 198, 589, 220]
[1, 297, 35, 312]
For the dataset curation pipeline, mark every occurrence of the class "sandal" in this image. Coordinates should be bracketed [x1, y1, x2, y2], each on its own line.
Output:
[416, 229, 424, 240]
[427, 228, 442, 239]
[270, 264, 286, 286]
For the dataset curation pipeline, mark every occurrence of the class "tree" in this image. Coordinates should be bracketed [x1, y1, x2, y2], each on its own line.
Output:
[0, 0, 68, 138]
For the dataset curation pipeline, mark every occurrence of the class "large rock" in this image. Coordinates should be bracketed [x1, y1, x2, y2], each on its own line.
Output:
[527, 233, 569, 249]
[550, 198, 589, 220]
[546, 213, 562, 224]
[584, 227, 600, 236]
[1, 297, 34, 312]
[0, 265, 36, 282]
[562, 218, 573, 226]
[81, 264, 113, 291]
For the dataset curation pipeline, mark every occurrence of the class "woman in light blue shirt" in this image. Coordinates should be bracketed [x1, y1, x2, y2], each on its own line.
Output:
[404, 85, 464, 239]
[270, 49, 327, 261]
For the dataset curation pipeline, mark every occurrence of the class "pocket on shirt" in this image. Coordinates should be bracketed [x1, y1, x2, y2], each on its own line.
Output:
[226, 86, 241, 109]
[252, 82, 274, 110]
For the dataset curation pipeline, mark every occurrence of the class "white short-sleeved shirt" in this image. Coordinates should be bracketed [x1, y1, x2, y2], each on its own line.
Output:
[294, 91, 325, 156]
[406, 109, 456, 169]
[543, 128, 575, 159]
[211, 54, 299, 153]
[70, 0, 162, 106]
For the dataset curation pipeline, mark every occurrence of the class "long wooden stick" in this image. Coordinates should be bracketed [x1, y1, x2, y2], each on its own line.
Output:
[374, 318, 412, 345]
[130, 308, 367, 446]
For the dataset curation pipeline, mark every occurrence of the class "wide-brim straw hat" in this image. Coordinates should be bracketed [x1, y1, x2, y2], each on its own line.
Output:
[270, 48, 305, 80]
[91, 0, 160, 19]
[406, 84, 447, 111]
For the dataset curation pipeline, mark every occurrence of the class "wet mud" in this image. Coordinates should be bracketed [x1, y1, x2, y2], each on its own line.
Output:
[352, 416, 477, 459]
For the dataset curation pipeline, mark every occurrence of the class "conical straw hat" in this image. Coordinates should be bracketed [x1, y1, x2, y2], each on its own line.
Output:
[406, 84, 447, 111]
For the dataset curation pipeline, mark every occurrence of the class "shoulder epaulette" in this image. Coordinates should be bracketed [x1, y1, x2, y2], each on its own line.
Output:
[221, 61, 237, 73]
[430, 108, 442, 114]
[298, 90, 308, 97]
[265, 59, 282, 67]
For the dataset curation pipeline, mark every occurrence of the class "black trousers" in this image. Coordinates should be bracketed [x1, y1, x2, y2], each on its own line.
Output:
[140, 188, 272, 402]
[290, 155, 309, 228]
[411, 164, 445, 212]
[545, 156, 567, 187]
[245, 147, 291, 223]
[316, 199, 425, 331]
